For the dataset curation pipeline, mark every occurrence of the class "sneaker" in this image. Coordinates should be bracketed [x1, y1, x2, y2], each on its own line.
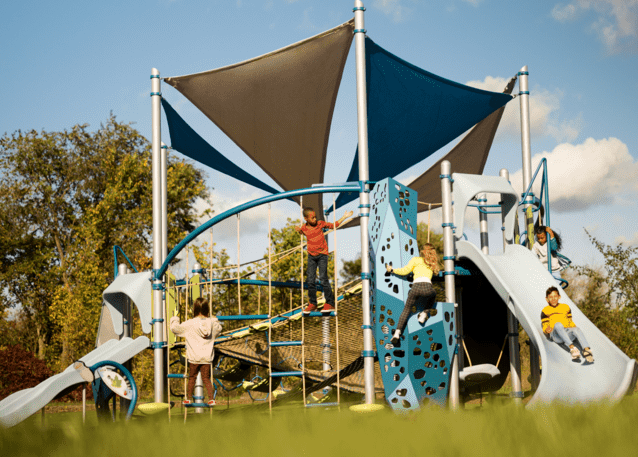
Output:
[582, 348, 594, 363]
[303, 303, 317, 315]
[390, 329, 401, 346]
[570, 346, 581, 360]
[418, 310, 430, 325]
[183, 399, 192, 405]
[207, 400, 216, 406]
[321, 303, 336, 315]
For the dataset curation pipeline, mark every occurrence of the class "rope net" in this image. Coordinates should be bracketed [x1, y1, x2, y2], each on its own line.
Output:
[213, 282, 384, 394]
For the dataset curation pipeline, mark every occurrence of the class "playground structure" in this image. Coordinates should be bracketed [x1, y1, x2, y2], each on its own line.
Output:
[2, 1, 638, 426]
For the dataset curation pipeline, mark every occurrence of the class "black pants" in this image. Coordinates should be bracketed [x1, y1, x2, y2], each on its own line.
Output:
[396, 282, 436, 332]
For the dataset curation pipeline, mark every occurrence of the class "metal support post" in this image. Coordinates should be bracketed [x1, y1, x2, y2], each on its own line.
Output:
[499, 169, 523, 402]
[519, 66, 541, 391]
[151, 67, 166, 403]
[353, 0, 375, 405]
[440, 161, 459, 409]
[478, 193, 489, 255]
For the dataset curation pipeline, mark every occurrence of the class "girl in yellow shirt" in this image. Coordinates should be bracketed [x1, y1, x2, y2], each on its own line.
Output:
[386, 243, 440, 346]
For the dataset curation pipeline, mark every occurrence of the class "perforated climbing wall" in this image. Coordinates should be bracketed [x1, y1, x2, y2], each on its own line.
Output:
[369, 178, 455, 411]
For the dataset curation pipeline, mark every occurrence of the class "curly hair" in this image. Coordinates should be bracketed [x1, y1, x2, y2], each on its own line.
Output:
[421, 243, 441, 275]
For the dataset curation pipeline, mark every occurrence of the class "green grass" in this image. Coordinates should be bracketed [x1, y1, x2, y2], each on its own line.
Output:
[3, 396, 638, 456]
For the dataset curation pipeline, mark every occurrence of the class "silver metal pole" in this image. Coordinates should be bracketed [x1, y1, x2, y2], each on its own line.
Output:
[161, 142, 168, 262]
[519, 66, 541, 390]
[519, 66, 532, 191]
[194, 373, 204, 413]
[119, 264, 130, 338]
[353, 0, 374, 405]
[478, 193, 489, 255]
[440, 160, 459, 409]
[499, 169, 523, 404]
[151, 67, 166, 403]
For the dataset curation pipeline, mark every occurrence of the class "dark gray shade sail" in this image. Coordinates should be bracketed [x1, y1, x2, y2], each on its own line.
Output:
[162, 98, 281, 196]
[164, 19, 355, 218]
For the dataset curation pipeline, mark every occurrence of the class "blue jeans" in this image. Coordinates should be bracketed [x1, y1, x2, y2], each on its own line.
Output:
[307, 254, 334, 306]
[550, 322, 590, 349]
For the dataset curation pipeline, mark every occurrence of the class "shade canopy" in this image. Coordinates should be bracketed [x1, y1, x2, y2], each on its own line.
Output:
[162, 98, 281, 196]
[164, 19, 355, 218]
[332, 37, 513, 211]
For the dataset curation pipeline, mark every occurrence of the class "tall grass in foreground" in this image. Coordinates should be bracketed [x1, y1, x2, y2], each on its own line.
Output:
[3, 397, 638, 456]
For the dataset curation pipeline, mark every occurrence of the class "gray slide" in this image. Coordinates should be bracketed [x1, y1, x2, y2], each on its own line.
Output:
[0, 336, 149, 428]
[456, 240, 637, 406]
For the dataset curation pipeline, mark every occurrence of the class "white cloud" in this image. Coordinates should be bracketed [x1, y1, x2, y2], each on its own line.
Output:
[551, 3, 579, 22]
[462, 0, 483, 6]
[465, 76, 582, 143]
[372, 0, 413, 23]
[551, 1, 638, 54]
[615, 232, 638, 247]
[509, 137, 638, 212]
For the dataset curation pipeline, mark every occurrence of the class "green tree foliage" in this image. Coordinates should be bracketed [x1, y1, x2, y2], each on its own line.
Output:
[564, 232, 638, 359]
[340, 224, 444, 283]
[0, 116, 210, 369]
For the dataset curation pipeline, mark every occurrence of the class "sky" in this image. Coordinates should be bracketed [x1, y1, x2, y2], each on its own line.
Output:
[2, 0, 637, 278]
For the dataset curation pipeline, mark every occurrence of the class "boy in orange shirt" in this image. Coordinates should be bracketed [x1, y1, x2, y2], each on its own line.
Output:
[541, 286, 594, 362]
[295, 207, 352, 314]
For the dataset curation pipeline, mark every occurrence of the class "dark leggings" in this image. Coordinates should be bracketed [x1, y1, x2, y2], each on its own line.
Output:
[187, 363, 214, 400]
[396, 282, 436, 332]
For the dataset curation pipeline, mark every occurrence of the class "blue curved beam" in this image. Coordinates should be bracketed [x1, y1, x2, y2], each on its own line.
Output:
[155, 185, 360, 280]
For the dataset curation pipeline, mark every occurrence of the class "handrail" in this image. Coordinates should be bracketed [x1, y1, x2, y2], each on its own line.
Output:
[113, 245, 139, 278]
[155, 185, 360, 280]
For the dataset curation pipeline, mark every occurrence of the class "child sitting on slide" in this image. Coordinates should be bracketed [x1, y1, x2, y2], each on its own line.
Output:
[170, 297, 223, 405]
[386, 243, 441, 346]
[541, 286, 594, 363]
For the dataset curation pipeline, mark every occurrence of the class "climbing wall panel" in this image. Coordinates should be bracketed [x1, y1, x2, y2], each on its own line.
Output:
[369, 178, 454, 411]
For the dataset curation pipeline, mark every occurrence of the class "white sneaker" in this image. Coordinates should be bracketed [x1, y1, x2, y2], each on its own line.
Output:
[390, 329, 401, 346]
[418, 311, 429, 324]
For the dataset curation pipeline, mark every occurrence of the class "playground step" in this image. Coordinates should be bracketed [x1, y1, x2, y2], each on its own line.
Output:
[217, 314, 270, 321]
[305, 402, 339, 408]
[304, 311, 336, 317]
[184, 403, 214, 408]
[167, 373, 185, 379]
[270, 371, 304, 378]
[270, 341, 303, 347]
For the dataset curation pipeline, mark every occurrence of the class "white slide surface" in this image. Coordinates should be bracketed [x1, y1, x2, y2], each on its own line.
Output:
[456, 241, 636, 406]
[0, 336, 149, 427]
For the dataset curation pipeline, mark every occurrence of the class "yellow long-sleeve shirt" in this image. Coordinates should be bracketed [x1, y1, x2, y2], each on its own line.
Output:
[392, 257, 433, 283]
[540, 303, 576, 333]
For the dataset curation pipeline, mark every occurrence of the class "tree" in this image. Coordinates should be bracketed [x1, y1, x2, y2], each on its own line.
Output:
[0, 115, 210, 368]
[340, 224, 444, 283]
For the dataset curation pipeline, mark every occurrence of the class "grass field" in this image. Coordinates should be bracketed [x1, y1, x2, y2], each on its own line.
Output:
[2, 394, 638, 457]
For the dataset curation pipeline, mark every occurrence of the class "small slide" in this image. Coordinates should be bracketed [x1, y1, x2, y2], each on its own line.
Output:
[0, 336, 149, 428]
[456, 240, 637, 406]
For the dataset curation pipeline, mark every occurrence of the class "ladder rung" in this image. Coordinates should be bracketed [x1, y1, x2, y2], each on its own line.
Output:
[305, 402, 340, 408]
[304, 312, 336, 317]
[217, 314, 270, 321]
[270, 341, 303, 347]
[167, 374, 185, 379]
[270, 371, 304, 378]
[184, 403, 214, 408]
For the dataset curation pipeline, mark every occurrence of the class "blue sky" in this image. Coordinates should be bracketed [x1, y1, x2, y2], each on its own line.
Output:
[2, 0, 637, 274]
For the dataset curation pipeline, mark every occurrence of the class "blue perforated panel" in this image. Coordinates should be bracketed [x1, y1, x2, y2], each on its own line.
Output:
[369, 178, 454, 411]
